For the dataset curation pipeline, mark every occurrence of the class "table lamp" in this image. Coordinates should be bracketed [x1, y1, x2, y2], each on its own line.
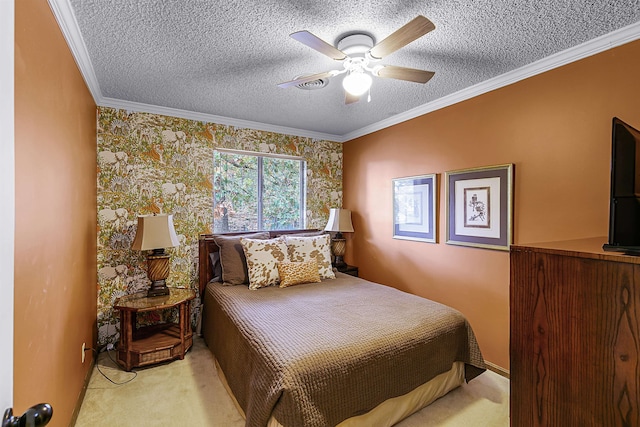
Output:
[131, 214, 180, 297]
[324, 208, 354, 267]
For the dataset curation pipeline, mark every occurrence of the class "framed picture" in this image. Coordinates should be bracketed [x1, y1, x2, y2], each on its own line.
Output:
[445, 164, 513, 250]
[393, 174, 437, 243]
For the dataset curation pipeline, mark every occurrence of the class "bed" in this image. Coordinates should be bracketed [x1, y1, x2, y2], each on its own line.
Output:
[198, 230, 486, 427]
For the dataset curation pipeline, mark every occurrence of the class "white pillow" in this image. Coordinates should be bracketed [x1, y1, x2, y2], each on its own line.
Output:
[240, 236, 289, 290]
[284, 234, 336, 279]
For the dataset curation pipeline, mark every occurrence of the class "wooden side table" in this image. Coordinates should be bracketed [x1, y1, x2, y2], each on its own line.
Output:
[337, 264, 358, 277]
[114, 288, 195, 371]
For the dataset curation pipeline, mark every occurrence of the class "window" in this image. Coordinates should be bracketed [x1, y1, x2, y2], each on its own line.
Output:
[213, 150, 305, 232]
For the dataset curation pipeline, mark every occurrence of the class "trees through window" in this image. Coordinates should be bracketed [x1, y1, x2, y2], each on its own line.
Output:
[213, 150, 305, 232]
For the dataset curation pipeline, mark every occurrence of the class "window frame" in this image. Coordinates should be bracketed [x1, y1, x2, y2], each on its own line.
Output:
[214, 148, 306, 231]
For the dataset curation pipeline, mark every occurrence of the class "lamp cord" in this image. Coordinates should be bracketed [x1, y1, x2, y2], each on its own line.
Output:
[89, 347, 137, 385]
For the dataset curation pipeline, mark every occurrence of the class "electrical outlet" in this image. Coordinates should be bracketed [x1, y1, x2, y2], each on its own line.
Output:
[82, 342, 86, 363]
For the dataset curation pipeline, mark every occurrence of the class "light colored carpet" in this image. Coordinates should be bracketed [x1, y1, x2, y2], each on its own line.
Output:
[75, 337, 509, 427]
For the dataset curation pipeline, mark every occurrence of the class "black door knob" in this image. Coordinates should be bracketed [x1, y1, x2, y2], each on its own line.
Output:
[2, 403, 53, 427]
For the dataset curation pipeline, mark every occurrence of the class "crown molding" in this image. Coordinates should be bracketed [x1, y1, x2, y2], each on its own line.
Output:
[48, 0, 103, 102]
[342, 20, 640, 141]
[49, 0, 640, 144]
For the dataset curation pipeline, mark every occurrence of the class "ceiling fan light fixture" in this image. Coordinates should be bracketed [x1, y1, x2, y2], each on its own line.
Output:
[342, 71, 372, 96]
[282, 16, 436, 104]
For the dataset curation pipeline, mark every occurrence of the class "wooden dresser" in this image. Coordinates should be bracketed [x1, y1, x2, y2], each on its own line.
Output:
[510, 237, 640, 426]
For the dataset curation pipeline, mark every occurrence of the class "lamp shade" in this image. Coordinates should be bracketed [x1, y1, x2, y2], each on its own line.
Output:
[324, 209, 354, 233]
[131, 214, 180, 251]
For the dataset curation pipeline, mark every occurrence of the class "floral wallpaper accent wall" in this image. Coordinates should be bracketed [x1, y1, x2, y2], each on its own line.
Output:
[97, 107, 343, 346]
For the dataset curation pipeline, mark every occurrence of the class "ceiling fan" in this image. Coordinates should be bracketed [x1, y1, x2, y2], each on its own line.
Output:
[277, 15, 436, 104]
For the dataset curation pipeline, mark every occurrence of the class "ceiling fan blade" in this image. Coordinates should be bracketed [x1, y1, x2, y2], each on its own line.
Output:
[277, 71, 334, 89]
[345, 92, 360, 105]
[368, 15, 435, 59]
[376, 65, 435, 83]
[290, 31, 347, 61]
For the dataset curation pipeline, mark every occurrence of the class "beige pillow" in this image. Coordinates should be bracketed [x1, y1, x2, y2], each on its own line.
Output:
[241, 236, 289, 290]
[277, 261, 321, 288]
[284, 234, 335, 279]
[213, 232, 270, 285]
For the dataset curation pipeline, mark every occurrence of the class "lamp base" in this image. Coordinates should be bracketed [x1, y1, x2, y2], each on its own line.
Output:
[330, 237, 347, 268]
[146, 250, 171, 297]
[147, 280, 170, 297]
[333, 255, 347, 268]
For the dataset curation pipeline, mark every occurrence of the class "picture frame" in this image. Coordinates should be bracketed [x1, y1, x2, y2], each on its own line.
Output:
[445, 164, 513, 251]
[393, 174, 437, 243]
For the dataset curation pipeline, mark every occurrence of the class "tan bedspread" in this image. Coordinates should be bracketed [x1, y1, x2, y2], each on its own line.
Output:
[202, 272, 485, 427]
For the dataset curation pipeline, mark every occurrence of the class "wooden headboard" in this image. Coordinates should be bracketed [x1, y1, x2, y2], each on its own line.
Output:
[198, 229, 321, 296]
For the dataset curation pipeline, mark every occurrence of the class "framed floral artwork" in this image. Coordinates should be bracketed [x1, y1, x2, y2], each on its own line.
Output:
[393, 174, 437, 243]
[445, 164, 513, 250]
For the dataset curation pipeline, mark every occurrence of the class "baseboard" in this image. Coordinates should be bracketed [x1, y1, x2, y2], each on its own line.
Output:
[69, 353, 95, 426]
[485, 360, 510, 379]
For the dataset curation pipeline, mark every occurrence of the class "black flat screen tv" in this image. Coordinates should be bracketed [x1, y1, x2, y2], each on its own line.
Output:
[603, 117, 640, 254]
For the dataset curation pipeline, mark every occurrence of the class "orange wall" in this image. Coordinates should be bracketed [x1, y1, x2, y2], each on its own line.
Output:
[14, 1, 97, 425]
[343, 40, 640, 370]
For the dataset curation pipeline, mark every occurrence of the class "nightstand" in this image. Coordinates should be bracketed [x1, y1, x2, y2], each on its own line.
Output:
[336, 264, 358, 277]
[114, 288, 195, 371]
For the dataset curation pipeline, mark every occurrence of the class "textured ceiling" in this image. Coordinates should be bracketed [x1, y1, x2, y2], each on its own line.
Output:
[54, 0, 640, 141]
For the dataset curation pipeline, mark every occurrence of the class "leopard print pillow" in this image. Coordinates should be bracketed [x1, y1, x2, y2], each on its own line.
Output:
[277, 261, 321, 288]
[240, 236, 288, 290]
